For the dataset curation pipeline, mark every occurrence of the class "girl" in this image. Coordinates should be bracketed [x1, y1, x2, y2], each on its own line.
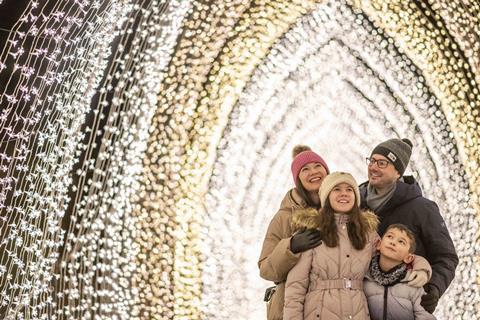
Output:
[284, 172, 380, 320]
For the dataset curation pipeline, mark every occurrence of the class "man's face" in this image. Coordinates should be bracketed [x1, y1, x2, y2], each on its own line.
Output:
[377, 228, 413, 264]
[367, 154, 400, 190]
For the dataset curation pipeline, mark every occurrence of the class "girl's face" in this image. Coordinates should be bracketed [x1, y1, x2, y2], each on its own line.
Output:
[298, 162, 328, 193]
[328, 183, 355, 213]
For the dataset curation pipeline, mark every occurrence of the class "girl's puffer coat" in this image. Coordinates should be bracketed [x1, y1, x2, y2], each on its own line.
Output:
[284, 209, 379, 320]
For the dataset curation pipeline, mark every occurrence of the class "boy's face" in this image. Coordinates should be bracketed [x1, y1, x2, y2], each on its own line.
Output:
[377, 228, 414, 264]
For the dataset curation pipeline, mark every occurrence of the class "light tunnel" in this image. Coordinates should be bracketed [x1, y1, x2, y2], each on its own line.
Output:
[0, 0, 479, 319]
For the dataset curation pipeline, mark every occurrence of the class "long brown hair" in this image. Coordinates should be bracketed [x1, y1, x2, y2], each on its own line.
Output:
[317, 198, 373, 250]
[296, 178, 320, 208]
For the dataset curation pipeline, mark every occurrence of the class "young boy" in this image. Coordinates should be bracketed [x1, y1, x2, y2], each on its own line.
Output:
[364, 224, 436, 320]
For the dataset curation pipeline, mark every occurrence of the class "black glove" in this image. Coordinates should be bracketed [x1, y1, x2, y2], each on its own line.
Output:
[290, 229, 322, 254]
[421, 283, 440, 313]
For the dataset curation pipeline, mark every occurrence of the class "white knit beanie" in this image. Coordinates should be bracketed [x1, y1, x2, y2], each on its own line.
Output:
[319, 172, 360, 208]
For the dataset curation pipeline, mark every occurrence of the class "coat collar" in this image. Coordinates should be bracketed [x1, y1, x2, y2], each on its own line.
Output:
[279, 188, 308, 210]
[359, 176, 423, 215]
[334, 213, 350, 224]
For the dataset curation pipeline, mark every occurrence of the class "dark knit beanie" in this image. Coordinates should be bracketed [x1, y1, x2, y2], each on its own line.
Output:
[370, 138, 413, 176]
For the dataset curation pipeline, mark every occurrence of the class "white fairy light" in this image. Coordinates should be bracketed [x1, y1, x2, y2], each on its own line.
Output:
[202, 1, 479, 319]
[0, 0, 190, 319]
[1, 0, 479, 319]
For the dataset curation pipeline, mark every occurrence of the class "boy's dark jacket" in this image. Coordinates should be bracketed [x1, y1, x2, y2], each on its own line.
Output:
[359, 176, 458, 296]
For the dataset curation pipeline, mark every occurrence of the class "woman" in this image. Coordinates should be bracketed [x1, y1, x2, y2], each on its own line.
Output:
[258, 145, 330, 320]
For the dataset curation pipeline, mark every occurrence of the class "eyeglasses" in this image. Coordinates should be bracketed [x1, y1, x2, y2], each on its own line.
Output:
[366, 157, 390, 168]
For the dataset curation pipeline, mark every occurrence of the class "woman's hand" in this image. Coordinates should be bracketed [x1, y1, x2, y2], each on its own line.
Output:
[290, 229, 322, 254]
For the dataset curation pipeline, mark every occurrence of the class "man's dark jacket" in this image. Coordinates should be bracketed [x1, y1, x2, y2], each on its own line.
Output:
[359, 176, 458, 296]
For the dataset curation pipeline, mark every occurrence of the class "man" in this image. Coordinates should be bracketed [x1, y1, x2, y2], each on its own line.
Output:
[360, 138, 458, 313]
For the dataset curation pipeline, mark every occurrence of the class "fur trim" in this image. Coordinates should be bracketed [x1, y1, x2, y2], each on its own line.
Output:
[292, 208, 378, 234]
[362, 210, 379, 233]
[291, 208, 320, 232]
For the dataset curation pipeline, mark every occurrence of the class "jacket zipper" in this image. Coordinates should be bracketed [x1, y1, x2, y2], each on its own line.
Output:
[383, 286, 388, 320]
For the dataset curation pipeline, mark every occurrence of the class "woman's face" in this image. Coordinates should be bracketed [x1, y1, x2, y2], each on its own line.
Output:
[298, 162, 328, 193]
[328, 183, 355, 213]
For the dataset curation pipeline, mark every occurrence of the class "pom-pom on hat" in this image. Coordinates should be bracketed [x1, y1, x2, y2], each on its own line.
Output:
[370, 138, 413, 176]
[291, 147, 329, 187]
[292, 145, 312, 158]
[319, 172, 360, 208]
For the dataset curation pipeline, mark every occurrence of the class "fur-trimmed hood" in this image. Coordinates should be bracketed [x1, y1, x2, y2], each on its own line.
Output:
[291, 208, 319, 232]
[291, 208, 379, 233]
[362, 210, 379, 233]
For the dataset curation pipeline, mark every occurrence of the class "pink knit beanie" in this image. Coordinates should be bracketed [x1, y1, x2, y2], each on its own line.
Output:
[291, 151, 330, 187]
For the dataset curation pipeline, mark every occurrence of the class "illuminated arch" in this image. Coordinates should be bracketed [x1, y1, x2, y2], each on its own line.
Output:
[0, 0, 478, 319]
[141, 0, 479, 318]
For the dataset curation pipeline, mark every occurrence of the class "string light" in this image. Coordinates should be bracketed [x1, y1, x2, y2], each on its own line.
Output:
[0, 0, 190, 319]
[0, 0, 479, 319]
[198, 1, 479, 318]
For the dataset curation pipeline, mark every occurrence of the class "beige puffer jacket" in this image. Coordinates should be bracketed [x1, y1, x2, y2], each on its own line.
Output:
[284, 210, 379, 320]
[258, 189, 310, 320]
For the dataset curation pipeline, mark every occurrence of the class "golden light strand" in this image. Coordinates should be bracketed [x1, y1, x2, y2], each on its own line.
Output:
[353, 0, 480, 230]
[1, 0, 479, 318]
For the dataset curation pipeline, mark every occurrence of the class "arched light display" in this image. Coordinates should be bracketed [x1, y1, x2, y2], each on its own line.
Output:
[0, 0, 479, 319]
[203, 3, 478, 318]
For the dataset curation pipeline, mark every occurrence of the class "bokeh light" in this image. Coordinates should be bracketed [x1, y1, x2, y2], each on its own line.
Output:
[0, 0, 479, 319]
